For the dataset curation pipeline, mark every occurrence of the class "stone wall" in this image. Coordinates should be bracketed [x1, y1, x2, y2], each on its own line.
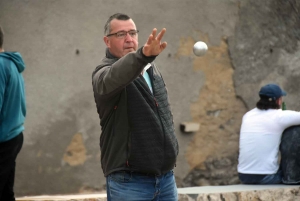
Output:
[16, 185, 300, 201]
[181, 0, 300, 188]
[229, 0, 300, 109]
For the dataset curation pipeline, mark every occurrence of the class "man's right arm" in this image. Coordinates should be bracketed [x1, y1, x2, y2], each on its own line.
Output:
[92, 47, 156, 98]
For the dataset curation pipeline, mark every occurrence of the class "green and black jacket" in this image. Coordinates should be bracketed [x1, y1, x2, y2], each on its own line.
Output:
[92, 47, 178, 176]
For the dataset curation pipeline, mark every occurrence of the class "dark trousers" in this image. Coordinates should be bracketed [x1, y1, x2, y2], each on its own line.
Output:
[0, 133, 23, 201]
[238, 169, 282, 184]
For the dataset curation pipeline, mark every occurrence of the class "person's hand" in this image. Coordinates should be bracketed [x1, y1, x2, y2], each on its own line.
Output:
[142, 28, 167, 56]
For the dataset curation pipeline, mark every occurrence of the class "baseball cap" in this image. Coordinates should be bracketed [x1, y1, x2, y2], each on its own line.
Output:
[259, 84, 287, 100]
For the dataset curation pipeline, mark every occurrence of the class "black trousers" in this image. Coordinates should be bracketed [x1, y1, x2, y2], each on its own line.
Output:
[0, 133, 23, 201]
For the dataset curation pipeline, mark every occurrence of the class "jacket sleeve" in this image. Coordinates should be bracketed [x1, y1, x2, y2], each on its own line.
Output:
[92, 47, 156, 98]
[0, 62, 8, 114]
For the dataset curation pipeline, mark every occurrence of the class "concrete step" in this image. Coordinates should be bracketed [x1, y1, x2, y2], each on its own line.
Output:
[17, 193, 107, 201]
[16, 185, 300, 201]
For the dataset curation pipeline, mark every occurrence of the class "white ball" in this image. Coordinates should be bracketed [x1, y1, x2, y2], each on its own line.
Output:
[193, 41, 208, 57]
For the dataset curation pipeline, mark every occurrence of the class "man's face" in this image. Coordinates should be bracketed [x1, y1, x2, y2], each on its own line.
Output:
[104, 19, 138, 58]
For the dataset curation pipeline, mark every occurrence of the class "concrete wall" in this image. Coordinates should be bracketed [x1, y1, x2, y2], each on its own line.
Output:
[1, 0, 299, 197]
[183, 0, 300, 187]
[229, 0, 300, 109]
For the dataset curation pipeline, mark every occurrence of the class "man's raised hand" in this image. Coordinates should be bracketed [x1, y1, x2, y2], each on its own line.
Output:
[142, 28, 167, 57]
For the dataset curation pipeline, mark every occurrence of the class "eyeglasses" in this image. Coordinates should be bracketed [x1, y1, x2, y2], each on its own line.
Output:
[106, 30, 139, 39]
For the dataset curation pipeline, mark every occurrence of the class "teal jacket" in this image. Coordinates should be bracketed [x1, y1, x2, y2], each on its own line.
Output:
[0, 52, 26, 143]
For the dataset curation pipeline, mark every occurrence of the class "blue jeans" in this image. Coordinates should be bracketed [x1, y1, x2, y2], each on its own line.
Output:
[106, 170, 177, 201]
[239, 170, 283, 184]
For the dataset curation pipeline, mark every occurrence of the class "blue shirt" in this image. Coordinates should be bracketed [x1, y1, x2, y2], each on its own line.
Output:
[143, 70, 153, 93]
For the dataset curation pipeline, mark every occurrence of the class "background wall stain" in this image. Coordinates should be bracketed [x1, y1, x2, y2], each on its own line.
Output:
[63, 133, 87, 166]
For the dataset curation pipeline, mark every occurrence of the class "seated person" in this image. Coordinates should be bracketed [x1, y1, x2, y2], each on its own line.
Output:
[237, 83, 300, 184]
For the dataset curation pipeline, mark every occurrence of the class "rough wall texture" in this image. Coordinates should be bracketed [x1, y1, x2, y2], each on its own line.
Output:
[183, 0, 300, 188]
[0, 0, 299, 197]
[184, 187, 300, 201]
[176, 35, 246, 187]
[229, 0, 300, 109]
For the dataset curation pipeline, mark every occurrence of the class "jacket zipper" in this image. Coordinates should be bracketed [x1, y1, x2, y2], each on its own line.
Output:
[150, 68, 167, 174]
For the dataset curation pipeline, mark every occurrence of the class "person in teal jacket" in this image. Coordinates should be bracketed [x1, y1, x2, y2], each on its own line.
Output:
[0, 25, 26, 201]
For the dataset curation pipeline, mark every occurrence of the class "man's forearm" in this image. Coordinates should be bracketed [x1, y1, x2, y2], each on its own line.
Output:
[92, 47, 156, 97]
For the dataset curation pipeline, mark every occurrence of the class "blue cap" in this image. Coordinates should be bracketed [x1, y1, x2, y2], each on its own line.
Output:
[259, 84, 287, 100]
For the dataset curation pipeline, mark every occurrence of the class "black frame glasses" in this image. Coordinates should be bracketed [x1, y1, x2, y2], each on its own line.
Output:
[106, 30, 139, 38]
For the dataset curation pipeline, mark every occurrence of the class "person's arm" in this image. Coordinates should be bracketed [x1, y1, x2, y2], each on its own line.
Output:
[278, 110, 300, 128]
[92, 48, 155, 98]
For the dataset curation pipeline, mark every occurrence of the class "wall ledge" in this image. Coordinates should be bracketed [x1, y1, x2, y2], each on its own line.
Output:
[17, 184, 300, 201]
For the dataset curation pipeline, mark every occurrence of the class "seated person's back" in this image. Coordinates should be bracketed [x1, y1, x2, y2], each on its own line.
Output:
[238, 83, 300, 184]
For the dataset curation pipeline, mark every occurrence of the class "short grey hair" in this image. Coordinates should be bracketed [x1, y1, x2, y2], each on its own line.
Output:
[104, 13, 131, 36]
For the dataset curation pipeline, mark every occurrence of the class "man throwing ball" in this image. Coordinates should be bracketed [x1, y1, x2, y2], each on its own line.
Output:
[92, 13, 179, 200]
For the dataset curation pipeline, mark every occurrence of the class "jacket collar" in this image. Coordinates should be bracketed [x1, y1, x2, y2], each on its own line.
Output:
[106, 48, 118, 59]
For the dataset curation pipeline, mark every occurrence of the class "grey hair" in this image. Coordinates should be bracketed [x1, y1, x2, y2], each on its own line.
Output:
[104, 13, 131, 36]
